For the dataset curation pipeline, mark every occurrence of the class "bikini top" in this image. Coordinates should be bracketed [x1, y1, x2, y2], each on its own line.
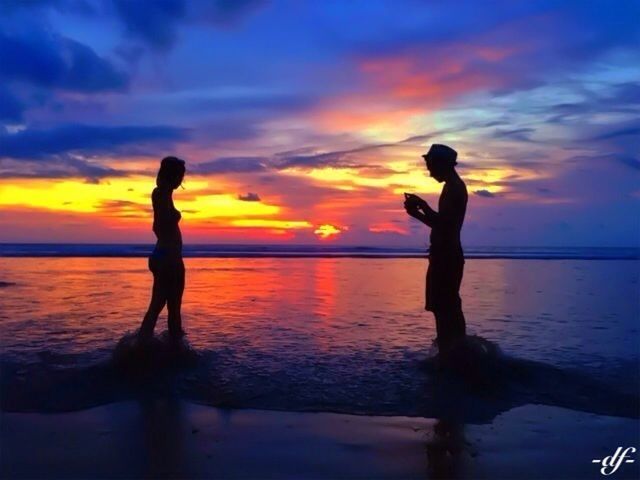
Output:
[170, 205, 181, 223]
[152, 188, 181, 239]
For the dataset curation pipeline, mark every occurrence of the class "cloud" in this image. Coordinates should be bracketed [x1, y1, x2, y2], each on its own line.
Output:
[0, 156, 127, 182]
[64, 157, 127, 182]
[172, 91, 316, 116]
[0, 28, 128, 92]
[0, 86, 25, 122]
[502, 153, 640, 205]
[97, 199, 150, 216]
[277, 151, 347, 170]
[191, 0, 266, 27]
[274, 141, 405, 170]
[549, 81, 640, 123]
[608, 82, 640, 105]
[1, 0, 639, 247]
[113, 0, 187, 50]
[307, 2, 640, 133]
[616, 156, 640, 171]
[0, 1, 98, 16]
[238, 192, 261, 202]
[591, 126, 640, 141]
[474, 189, 496, 198]
[112, 0, 265, 50]
[492, 128, 535, 142]
[0, 124, 189, 160]
[193, 157, 268, 174]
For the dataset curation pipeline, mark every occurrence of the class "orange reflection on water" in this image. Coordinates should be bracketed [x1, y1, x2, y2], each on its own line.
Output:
[1, 257, 637, 367]
[0, 257, 431, 357]
[312, 258, 337, 320]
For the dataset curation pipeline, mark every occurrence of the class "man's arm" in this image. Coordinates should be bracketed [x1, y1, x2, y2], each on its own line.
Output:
[405, 206, 428, 224]
[404, 196, 434, 226]
[406, 187, 461, 229]
[416, 202, 440, 228]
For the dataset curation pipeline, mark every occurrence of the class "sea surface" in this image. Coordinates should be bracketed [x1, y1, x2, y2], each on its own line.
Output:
[0, 246, 638, 422]
[0, 243, 638, 259]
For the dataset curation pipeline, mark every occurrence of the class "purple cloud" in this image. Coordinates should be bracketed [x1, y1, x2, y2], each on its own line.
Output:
[0, 28, 128, 92]
[0, 124, 189, 160]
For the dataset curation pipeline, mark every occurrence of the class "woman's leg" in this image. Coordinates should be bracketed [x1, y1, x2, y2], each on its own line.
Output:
[139, 264, 167, 339]
[166, 259, 185, 338]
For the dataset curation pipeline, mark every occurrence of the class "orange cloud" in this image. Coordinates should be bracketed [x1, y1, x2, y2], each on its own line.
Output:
[307, 43, 520, 135]
[368, 223, 408, 235]
[314, 224, 344, 240]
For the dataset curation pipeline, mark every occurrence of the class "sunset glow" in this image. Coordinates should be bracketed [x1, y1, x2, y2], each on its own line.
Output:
[0, 1, 638, 246]
[314, 224, 343, 240]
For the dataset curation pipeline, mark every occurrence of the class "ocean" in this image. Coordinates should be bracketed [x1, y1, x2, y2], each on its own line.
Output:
[0, 243, 638, 259]
[0, 245, 638, 423]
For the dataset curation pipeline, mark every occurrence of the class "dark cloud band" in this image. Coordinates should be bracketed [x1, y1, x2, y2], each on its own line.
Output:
[0, 124, 189, 160]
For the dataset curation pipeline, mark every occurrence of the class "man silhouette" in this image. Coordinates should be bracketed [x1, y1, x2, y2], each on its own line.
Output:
[404, 144, 468, 353]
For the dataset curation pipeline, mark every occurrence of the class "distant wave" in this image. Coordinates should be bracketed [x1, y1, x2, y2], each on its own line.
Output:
[1, 244, 638, 260]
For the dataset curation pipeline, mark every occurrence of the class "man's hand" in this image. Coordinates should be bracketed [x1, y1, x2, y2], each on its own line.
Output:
[405, 204, 429, 226]
[404, 193, 428, 211]
[405, 205, 421, 219]
[404, 199, 422, 218]
[404, 193, 431, 225]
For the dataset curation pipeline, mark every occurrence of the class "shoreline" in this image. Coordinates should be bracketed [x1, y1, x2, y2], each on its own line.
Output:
[2, 401, 639, 479]
[1, 254, 639, 260]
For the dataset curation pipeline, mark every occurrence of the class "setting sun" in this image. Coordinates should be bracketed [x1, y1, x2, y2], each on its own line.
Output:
[314, 224, 343, 240]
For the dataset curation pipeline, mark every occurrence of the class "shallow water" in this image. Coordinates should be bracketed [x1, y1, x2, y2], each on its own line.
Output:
[1, 258, 638, 420]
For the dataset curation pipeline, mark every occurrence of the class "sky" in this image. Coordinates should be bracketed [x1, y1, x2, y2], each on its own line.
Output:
[0, 0, 639, 247]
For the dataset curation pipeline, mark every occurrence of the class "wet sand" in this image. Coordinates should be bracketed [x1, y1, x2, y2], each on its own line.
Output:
[2, 402, 638, 479]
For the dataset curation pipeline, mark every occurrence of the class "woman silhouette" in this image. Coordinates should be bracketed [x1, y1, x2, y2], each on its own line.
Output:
[139, 156, 186, 340]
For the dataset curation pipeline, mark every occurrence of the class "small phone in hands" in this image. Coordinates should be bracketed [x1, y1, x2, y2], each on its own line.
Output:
[404, 193, 417, 209]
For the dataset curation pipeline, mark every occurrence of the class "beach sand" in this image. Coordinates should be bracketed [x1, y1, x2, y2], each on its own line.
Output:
[2, 402, 638, 479]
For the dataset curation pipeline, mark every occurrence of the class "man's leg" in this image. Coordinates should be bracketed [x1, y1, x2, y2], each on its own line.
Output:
[451, 258, 466, 340]
[433, 311, 444, 346]
[453, 309, 466, 339]
[428, 257, 466, 348]
[434, 310, 455, 351]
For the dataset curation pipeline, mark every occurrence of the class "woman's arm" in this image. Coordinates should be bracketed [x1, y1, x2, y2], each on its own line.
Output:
[152, 188, 175, 232]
